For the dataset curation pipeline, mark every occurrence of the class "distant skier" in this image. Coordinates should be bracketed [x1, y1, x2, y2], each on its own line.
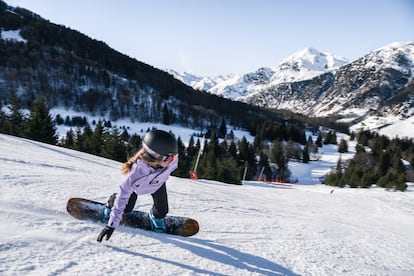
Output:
[97, 129, 179, 242]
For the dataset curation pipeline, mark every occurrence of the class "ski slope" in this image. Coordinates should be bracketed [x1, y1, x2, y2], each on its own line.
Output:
[0, 133, 413, 275]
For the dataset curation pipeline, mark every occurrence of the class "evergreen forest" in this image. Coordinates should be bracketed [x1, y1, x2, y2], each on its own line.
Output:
[1, 94, 412, 190]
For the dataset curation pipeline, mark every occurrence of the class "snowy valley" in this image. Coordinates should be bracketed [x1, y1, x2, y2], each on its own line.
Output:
[2, 1, 413, 140]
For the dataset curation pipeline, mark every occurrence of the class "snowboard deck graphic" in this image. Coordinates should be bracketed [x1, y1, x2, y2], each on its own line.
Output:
[66, 198, 199, 237]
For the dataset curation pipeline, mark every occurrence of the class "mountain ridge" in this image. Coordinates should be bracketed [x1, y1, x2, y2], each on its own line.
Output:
[0, 0, 288, 134]
[1, 0, 413, 137]
[168, 47, 349, 98]
[169, 42, 414, 135]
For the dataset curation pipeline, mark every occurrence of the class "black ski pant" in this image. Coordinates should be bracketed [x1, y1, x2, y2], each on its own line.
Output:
[124, 183, 169, 219]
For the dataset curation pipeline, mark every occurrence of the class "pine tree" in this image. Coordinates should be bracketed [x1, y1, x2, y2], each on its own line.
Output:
[355, 143, 365, 153]
[391, 152, 405, 175]
[162, 104, 171, 125]
[377, 171, 406, 190]
[81, 123, 94, 153]
[23, 96, 57, 144]
[120, 128, 129, 142]
[174, 136, 189, 177]
[336, 157, 343, 174]
[360, 172, 372, 188]
[358, 131, 369, 146]
[65, 115, 71, 126]
[376, 151, 391, 177]
[258, 151, 272, 181]
[270, 139, 289, 180]
[395, 174, 407, 191]
[348, 166, 362, 188]
[209, 133, 221, 157]
[200, 148, 217, 180]
[219, 118, 227, 138]
[55, 114, 64, 125]
[74, 128, 83, 151]
[316, 132, 323, 147]
[324, 131, 337, 145]
[338, 138, 348, 153]
[92, 120, 104, 155]
[302, 144, 310, 163]
[101, 128, 127, 162]
[371, 136, 385, 157]
[217, 157, 241, 184]
[287, 124, 306, 144]
[187, 136, 197, 160]
[128, 133, 142, 156]
[238, 137, 249, 162]
[228, 140, 237, 160]
[329, 171, 346, 187]
[238, 137, 257, 180]
[8, 91, 25, 137]
[64, 128, 75, 148]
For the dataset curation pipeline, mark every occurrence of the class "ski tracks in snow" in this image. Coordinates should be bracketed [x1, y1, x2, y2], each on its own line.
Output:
[1, 134, 413, 275]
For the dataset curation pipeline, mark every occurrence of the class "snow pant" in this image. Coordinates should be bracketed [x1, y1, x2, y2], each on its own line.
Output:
[123, 183, 169, 219]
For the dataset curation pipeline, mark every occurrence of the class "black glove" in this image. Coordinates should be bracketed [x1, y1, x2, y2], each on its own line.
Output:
[97, 226, 115, 242]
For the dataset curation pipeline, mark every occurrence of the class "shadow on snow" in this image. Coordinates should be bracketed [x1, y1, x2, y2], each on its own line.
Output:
[106, 234, 298, 276]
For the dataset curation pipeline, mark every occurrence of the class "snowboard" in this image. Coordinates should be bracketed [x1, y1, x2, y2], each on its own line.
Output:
[66, 198, 199, 237]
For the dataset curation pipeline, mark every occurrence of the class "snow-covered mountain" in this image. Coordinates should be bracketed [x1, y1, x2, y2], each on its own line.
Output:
[269, 47, 349, 84]
[166, 69, 237, 93]
[168, 47, 349, 100]
[243, 42, 414, 114]
[1, 133, 414, 275]
[170, 42, 414, 136]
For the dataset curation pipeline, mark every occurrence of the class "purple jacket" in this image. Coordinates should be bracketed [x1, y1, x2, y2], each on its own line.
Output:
[108, 158, 178, 228]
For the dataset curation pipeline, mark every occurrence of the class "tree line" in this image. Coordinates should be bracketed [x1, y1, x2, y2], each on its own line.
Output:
[2, 93, 412, 189]
[0, 93, 314, 184]
[1, 0, 288, 135]
[324, 130, 414, 191]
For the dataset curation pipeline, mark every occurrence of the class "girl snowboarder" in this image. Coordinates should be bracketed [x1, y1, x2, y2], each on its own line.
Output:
[97, 129, 179, 242]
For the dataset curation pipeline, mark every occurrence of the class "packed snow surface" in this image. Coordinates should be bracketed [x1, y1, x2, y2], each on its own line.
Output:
[1, 134, 413, 275]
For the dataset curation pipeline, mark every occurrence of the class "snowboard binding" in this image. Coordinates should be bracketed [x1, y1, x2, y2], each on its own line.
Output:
[148, 208, 166, 233]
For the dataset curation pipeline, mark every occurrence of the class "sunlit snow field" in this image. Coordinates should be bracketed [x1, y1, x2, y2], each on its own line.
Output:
[1, 133, 413, 275]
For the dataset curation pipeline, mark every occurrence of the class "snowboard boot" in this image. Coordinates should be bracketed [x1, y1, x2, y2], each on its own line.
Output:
[148, 208, 166, 233]
[103, 193, 117, 222]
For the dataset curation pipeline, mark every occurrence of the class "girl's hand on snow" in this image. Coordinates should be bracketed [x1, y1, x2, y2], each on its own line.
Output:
[97, 226, 114, 242]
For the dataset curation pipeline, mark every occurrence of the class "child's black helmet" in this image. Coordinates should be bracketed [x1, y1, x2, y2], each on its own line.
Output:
[143, 129, 178, 157]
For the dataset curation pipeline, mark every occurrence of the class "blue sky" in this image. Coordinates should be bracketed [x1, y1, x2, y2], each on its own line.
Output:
[5, 0, 414, 76]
